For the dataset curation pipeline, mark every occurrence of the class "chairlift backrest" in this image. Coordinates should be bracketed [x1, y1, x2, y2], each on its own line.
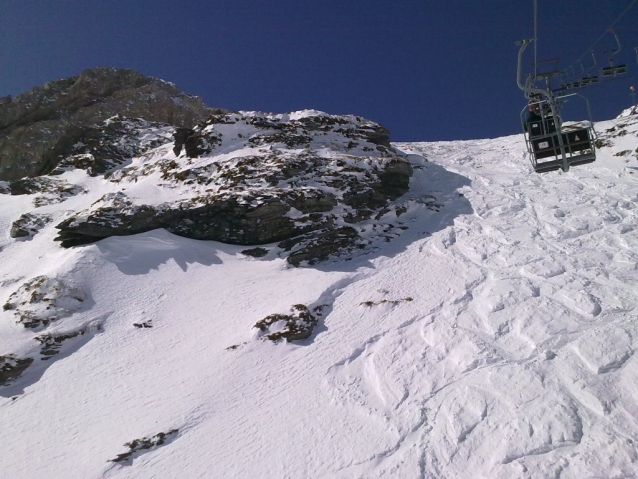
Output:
[602, 64, 628, 77]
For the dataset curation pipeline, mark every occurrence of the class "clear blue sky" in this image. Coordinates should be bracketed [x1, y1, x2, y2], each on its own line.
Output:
[1, 1, 637, 141]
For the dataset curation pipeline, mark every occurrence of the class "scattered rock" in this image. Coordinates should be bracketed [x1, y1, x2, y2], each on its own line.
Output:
[133, 321, 153, 329]
[47, 116, 176, 176]
[110, 429, 179, 464]
[4, 177, 86, 206]
[255, 304, 327, 342]
[360, 297, 414, 307]
[172, 126, 222, 158]
[34, 324, 102, 360]
[281, 226, 362, 267]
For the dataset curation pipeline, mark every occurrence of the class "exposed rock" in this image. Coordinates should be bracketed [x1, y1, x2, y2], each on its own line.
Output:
[254, 304, 327, 342]
[4, 276, 90, 330]
[47, 116, 176, 176]
[281, 226, 362, 267]
[172, 126, 222, 158]
[3, 73, 416, 267]
[110, 429, 179, 464]
[241, 247, 269, 258]
[0, 355, 34, 387]
[0, 67, 220, 180]
[2, 176, 86, 206]
[133, 321, 153, 328]
[53, 111, 413, 265]
[360, 297, 414, 307]
[10, 213, 52, 238]
[34, 324, 102, 360]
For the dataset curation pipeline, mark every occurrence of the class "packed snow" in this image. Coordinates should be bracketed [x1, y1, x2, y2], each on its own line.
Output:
[1, 110, 638, 478]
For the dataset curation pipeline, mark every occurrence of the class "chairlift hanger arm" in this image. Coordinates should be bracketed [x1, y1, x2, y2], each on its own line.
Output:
[516, 39, 551, 99]
[608, 29, 622, 63]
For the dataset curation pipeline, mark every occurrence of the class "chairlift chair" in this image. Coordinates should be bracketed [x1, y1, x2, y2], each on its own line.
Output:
[520, 104, 596, 173]
[517, 39, 597, 173]
[580, 76, 599, 86]
[602, 64, 628, 77]
[602, 30, 627, 77]
[579, 52, 600, 85]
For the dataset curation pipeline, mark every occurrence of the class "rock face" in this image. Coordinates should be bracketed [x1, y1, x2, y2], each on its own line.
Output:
[52, 110, 414, 265]
[1, 73, 420, 266]
[0, 67, 218, 181]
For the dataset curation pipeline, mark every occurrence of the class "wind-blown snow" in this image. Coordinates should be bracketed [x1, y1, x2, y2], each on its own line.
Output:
[1, 111, 638, 478]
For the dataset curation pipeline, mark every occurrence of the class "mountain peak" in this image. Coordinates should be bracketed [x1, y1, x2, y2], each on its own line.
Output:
[0, 68, 220, 181]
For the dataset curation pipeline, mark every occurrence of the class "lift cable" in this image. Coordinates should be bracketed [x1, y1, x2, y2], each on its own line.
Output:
[534, 0, 538, 80]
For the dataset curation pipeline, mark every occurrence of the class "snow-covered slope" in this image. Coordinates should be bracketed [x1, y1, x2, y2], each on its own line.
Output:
[1, 111, 638, 478]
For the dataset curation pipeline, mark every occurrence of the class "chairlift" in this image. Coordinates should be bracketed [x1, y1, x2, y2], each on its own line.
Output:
[557, 55, 600, 91]
[516, 39, 597, 173]
[580, 52, 600, 85]
[601, 30, 627, 77]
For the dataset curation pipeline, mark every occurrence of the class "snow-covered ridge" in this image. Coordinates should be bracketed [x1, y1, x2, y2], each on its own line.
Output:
[1, 109, 638, 478]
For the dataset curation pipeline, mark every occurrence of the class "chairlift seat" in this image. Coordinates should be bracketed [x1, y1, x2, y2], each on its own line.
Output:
[563, 128, 591, 153]
[529, 127, 595, 172]
[602, 65, 627, 76]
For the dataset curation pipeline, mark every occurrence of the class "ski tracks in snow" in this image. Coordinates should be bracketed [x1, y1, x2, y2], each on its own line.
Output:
[320, 131, 638, 477]
[3, 119, 638, 478]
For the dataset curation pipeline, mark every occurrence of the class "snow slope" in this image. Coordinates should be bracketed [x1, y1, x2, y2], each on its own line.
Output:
[1, 111, 638, 478]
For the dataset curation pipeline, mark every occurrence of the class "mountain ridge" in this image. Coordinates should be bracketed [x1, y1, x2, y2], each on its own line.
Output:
[0, 67, 218, 181]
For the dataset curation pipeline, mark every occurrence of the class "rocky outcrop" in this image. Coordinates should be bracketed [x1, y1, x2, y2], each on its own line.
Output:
[0, 355, 34, 387]
[47, 116, 176, 176]
[0, 67, 219, 181]
[10, 213, 52, 238]
[3, 176, 86, 207]
[1, 72, 421, 266]
[52, 111, 414, 264]
[254, 304, 326, 342]
[3, 276, 90, 329]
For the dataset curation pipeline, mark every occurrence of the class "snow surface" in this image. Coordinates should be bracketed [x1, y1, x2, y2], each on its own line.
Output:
[2, 111, 638, 478]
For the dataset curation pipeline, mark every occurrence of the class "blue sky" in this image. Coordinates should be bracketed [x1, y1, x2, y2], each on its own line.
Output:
[1, 1, 637, 141]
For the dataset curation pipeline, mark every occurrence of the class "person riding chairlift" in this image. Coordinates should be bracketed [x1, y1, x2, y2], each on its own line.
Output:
[526, 93, 556, 134]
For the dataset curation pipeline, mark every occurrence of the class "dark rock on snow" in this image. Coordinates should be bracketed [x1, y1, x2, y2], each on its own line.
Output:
[255, 304, 326, 342]
[2, 70, 416, 266]
[53, 111, 413, 264]
[0, 67, 218, 181]
[10, 213, 52, 238]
